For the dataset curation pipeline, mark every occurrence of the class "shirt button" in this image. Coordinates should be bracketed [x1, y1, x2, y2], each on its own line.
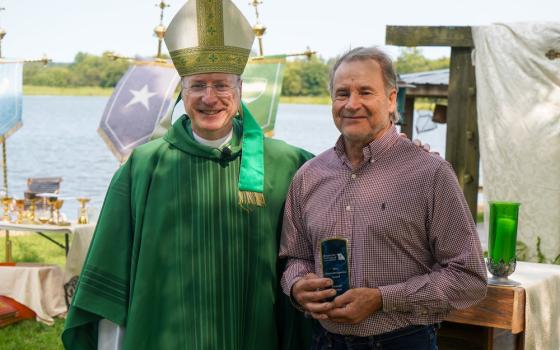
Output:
[351, 174, 356, 179]
[345, 205, 351, 211]
[370, 159, 375, 163]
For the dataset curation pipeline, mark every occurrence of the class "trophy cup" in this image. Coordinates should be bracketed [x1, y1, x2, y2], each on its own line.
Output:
[1, 196, 12, 222]
[29, 196, 38, 224]
[47, 196, 58, 225]
[15, 199, 25, 224]
[54, 199, 70, 225]
[486, 201, 521, 286]
[36, 194, 50, 225]
[77, 197, 90, 224]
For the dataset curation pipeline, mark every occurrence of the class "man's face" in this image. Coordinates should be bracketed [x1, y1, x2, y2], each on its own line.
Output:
[182, 73, 242, 140]
[331, 59, 396, 146]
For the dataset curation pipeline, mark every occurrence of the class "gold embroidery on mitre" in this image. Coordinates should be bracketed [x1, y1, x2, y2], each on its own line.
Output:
[196, 0, 224, 47]
[170, 46, 250, 76]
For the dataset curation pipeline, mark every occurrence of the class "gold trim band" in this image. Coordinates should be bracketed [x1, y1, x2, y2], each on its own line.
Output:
[170, 46, 250, 76]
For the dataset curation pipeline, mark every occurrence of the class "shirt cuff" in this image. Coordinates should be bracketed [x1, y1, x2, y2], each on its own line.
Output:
[281, 259, 313, 296]
[378, 283, 410, 313]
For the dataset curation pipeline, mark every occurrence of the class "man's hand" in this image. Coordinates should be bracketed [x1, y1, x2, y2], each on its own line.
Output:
[292, 273, 336, 320]
[325, 288, 382, 324]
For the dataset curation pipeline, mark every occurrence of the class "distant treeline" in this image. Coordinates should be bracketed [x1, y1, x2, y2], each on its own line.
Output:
[23, 48, 449, 96]
[23, 52, 129, 88]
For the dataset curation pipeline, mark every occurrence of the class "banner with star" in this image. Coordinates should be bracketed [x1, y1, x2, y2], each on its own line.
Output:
[0, 62, 23, 138]
[98, 61, 180, 162]
[241, 55, 287, 136]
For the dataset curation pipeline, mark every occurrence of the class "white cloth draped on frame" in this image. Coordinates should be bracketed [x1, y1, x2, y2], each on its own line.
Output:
[472, 22, 560, 262]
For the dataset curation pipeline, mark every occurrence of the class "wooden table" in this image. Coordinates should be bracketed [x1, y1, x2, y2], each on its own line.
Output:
[440, 284, 525, 350]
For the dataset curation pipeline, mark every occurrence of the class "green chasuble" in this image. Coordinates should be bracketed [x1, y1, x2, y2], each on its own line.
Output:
[62, 115, 314, 350]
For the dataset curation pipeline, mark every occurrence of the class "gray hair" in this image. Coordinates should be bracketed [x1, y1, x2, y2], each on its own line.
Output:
[329, 47, 400, 123]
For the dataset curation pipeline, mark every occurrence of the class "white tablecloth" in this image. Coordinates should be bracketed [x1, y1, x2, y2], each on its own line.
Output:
[0, 221, 94, 236]
[0, 221, 96, 282]
[64, 225, 95, 283]
[508, 261, 560, 350]
[0, 263, 67, 325]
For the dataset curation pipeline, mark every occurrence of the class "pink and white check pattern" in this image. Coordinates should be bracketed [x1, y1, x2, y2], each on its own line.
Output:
[280, 126, 487, 337]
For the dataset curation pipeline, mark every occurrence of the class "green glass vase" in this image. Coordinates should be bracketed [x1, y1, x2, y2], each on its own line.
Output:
[487, 201, 521, 286]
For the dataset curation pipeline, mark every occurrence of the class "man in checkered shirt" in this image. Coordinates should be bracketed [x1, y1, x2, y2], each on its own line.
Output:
[280, 47, 487, 350]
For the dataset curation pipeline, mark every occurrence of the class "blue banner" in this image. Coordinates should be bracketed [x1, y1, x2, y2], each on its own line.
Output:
[98, 62, 180, 162]
[0, 62, 23, 138]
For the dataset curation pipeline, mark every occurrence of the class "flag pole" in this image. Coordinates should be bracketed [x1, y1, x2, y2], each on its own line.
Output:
[154, 1, 170, 59]
[250, 0, 266, 56]
[0, 9, 12, 262]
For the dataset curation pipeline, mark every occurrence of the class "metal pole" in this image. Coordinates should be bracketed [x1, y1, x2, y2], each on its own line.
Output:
[0, 15, 13, 262]
[2, 137, 7, 194]
[257, 38, 264, 56]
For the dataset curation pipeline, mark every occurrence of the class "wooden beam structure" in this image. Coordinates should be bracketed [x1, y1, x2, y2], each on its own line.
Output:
[405, 85, 448, 98]
[386, 26, 474, 47]
[386, 26, 479, 219]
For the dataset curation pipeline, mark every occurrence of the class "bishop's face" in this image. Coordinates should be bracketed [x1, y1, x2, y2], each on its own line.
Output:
[182, 73, 242, 140]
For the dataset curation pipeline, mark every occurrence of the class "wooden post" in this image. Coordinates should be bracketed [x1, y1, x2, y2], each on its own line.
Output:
[386, 25, 479, 220]
[447, 46, 479, 218]
[401, 96, 415, 139]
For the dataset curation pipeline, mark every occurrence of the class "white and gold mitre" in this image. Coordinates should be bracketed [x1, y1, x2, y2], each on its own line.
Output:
[164, 0, 255, 77]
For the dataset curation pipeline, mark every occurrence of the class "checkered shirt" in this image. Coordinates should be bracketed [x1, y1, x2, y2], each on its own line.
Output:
[280, 126, 487, 336]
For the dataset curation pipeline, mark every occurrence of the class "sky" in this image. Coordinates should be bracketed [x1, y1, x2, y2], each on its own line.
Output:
[0, 0, 558, 63]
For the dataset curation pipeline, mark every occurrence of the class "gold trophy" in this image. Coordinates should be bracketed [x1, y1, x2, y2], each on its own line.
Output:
[37, 194, 50, 225]
[77, 197, 90, 224]
[28, 197, 38, 224]
[54, 199, 70, 226]
[1, 196, 12, 222]
[47, 196, 57, 225]
[15, 199, 25, 224]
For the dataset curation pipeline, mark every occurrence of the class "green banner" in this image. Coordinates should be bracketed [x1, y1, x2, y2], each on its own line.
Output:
[241, 55, 286, 135]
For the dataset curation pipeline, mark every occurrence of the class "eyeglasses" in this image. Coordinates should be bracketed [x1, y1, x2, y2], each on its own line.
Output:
[182, 81, 239, 97]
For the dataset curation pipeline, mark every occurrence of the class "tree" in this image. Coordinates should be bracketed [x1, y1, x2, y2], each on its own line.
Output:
[395, 48, 449, 74]
[282, 58, 329, 96]
[70, 52, 128, 87]
[23, 52, 129, 88]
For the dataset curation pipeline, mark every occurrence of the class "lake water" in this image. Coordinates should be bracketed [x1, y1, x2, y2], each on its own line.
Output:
[6, 96, 449, 220]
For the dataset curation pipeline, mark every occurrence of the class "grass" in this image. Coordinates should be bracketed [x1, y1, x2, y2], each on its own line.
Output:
[0, 319, 65, 350]
[0, 232, 68, 268]
[23, 85, 114, 96]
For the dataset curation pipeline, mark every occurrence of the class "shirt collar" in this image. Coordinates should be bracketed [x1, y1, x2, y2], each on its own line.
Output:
[192, 128, 233, 149]
[334, 124, 400, 165]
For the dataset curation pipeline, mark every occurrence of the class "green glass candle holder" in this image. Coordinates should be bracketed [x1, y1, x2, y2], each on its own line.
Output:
[486, 201, 521, 286]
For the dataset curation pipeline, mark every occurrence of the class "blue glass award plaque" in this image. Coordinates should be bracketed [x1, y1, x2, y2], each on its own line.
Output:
[320, 238, 350, 300]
